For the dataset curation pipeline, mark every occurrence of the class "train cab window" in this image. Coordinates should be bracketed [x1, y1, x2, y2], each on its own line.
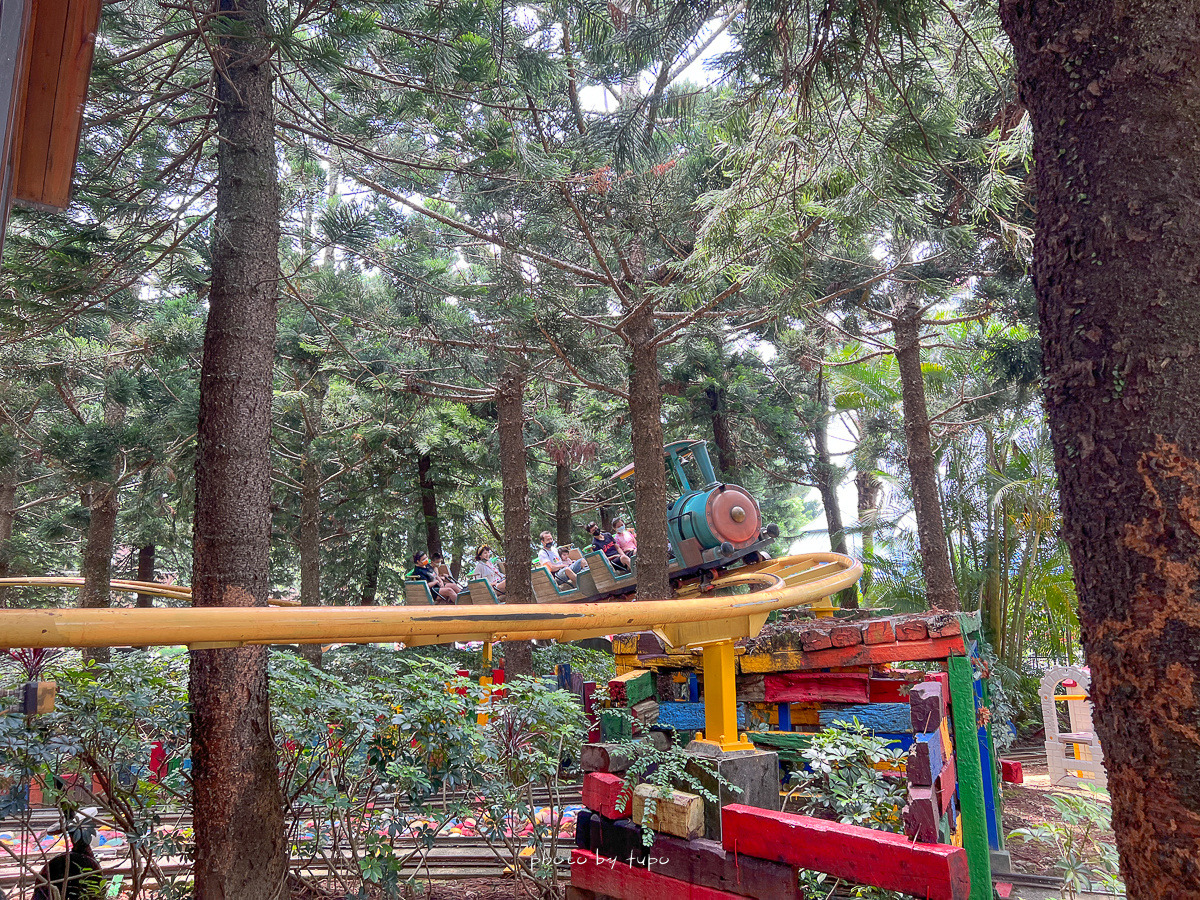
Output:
[671, 450, 709, 494]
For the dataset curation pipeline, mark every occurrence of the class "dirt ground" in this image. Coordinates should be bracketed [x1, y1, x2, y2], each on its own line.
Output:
[1001, 752, 1116, 877]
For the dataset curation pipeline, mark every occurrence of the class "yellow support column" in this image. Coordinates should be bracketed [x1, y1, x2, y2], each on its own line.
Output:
[695, 639, 753, 752]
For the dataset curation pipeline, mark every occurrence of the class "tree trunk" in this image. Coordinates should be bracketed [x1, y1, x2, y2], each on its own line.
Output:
[892, 295, 959, 611]
[189, 2, 287, 897]
[297, 453, 322, 665]
[80, 392, 127, 665]
[556, 462, 573, 545]
[360, 527, 382, 606]
[706, 386, 737, 478]
[854, 467, 881, 593]
[1000, 5, 1200, 890]
[627, 308, 671, 601]
[813, 376, 856, 608]
[497, 362, 533, 676]
[417, 452, 442, 558]
[0, 458, 16, 609]
[135, 545, 155, 608]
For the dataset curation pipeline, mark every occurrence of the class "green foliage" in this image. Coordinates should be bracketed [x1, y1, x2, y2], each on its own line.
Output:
[785, 721, 907, 832]
[1009, 787, 1124, 898]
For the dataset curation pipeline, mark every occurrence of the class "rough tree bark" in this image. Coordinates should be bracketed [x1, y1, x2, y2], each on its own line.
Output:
[854, 469, 882, 593]
[627, 307, 671, 601]
[1000, 1, 1200, 892]
[705, 386, 737, 478]
[79, 391, 127, 665]
[556, 462, 573, 545]
[0, 460, 15, 608]
[417, 452, 442, 558]
[360, 527, 382, 606]
[497, 362, 533, 676]
[135, 545, 155, 608]
[892, 293, 959, 611]
[812, 410, 858, 609]
[189, 1, 287, 897]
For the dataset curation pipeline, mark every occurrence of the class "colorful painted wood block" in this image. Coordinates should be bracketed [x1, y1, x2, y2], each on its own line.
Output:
[658, 701, 707, 731]
[935, 754, 958, 816]
[610, 670, 656, 706]
[1000, 759, 1024, 784]
[571, 849, 748, 900]
[581, 742, 633, 774]
[926, 671, 952, 712]
[737, 673, 766, 702]
[764, 672, 870, 704]
[721, 804, 970, 900]
[818, 703, 913, 733]
[910, 682, 946, 732]
[738, 637, 968, 674]
[862, 619, 896, 644]
[583, 772, 631, 820]
[631, 783, 704, 840]
[600, 709, 632, 741]
[830, 624, 864, 647]
[869, 677, 915, 703]
[896, 617, 930, 641]
[908, 732, 945, 786]
[649, 834, 803, 900]
[798, 626, 833, 651]
[904, 786, 940, 843]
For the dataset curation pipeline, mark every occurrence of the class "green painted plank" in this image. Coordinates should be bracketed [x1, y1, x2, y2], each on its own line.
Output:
[948, 655, 991, 900]
[746, 730, 816, 752]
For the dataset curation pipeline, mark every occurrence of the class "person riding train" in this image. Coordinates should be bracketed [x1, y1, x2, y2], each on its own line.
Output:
[472, 544, 506, 595]
[538, 531, 586, 585]
[586, 521, 632, 572]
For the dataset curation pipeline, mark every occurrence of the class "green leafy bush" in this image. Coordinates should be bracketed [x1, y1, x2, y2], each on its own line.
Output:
[1009, 786, 1124, 898]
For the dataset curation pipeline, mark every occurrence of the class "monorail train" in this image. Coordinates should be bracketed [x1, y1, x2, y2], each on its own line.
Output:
[400, 439, 780, 605]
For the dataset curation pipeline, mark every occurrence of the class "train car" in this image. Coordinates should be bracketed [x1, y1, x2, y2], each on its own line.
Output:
[512, 439, 779, 603]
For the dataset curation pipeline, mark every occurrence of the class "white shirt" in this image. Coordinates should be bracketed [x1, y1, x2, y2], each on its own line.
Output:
[538, 545, 562, 567]
[473, 558, 503, 585]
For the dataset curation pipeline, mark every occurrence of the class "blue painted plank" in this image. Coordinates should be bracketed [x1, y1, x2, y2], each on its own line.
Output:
[658, 701, 706, 730]
[908, 731, 945, 786]
[877, 732, 915, 752]
[688, 673, 699, 702]
[778, 702, 792, 731]
[975, 678, 1001, 850]
[819, 703, 913, 733]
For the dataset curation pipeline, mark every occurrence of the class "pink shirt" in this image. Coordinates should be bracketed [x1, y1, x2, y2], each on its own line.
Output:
[614, 528, 637, 553]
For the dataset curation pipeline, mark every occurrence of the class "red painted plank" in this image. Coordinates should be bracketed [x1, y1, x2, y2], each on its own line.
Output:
[806, 637, 966, 668]
[862, 619, 896, 645]
[582, 772, 631, 819]
[869, 678, 914, 703]
[895, 617, 930, 641]
[798, 626, 833, 651]
[927, 617, 963, 639]
[1000, 759, 1024, 784]
[925, 671, 952, 712]
[721, 804, 970, 900]
[830, 624, 864, 647]
[571, 849, 748, 900]
[935, 754, 958, 816]
[764, 672, 869, 704]
[904, 786, 940, 843]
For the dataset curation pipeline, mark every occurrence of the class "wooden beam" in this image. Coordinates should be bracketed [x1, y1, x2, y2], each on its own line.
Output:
[582, 772, 631, 820]
[818, 702, 913, 732]
[632, 783, 704, 840]
[947, 656, 991, 900]
[763, 672, 869, 704]
[571, 849, 749, 900]
[720, 804, 970, 900]
[738, 636, 967, 674]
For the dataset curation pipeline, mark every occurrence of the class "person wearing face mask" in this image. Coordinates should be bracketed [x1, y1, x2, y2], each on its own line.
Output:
[586, 521, 632, 571]
[410, 550, 459, 603]
[538, 531, 585, 585]
[612, 516, 637, 558]
[472, 544, 506, 594]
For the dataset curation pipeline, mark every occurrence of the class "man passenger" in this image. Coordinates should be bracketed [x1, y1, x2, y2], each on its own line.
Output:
[538, 531, 585, 586]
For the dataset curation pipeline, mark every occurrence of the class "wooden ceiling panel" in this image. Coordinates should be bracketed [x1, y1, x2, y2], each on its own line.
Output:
[12, 0, 102, 211]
